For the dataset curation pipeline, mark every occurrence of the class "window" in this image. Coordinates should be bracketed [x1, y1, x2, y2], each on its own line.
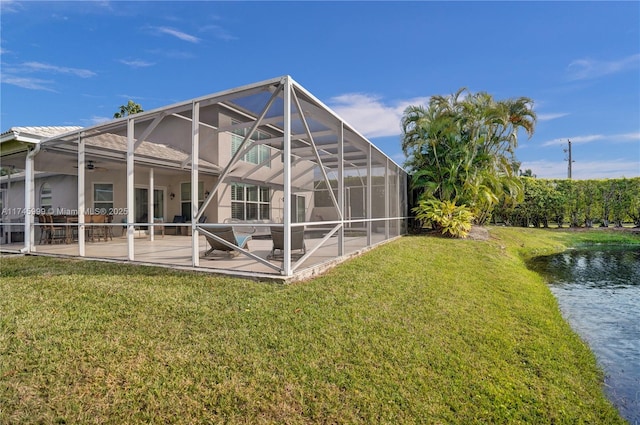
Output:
[40, 182, 53, 213]
[94, 183, 113, 212]
[180, 182, 204, 221]
[231, 125, 272, 167]
[231, 183, 270, 221]
[292, 194, 306, 223]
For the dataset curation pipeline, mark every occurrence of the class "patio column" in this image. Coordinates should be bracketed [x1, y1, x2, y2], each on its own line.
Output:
[282, 77, 292, 276]
[126, 118, 135, 261]
[385, 158, 390, 239]
[337, 121, 344, 256]
[6, 170, 12, 244]
[23, 147, 36, 252]
[78, 134, 86, 256]
[191, 101, 200, 267]
[366, 144, 372, 246]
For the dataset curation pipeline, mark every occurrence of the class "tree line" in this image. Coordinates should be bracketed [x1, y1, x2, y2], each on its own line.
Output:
[494, 177, 640, 228]
[402, 88, 639, 236]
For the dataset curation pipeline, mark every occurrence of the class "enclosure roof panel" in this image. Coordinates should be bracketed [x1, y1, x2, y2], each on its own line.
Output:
[32, 76, 404, 172]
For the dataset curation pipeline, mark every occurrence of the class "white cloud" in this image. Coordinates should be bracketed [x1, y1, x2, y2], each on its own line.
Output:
[201, 24, 236, 41]
[522, 159, 640, 180]
[156, 26, 200, 43]
[619, 132, 640, 141]
[537, 112, 569, 122]
[0, 75, 55, 91]
[542, 132, 640, 147]
[327, 93, 429, 138]
[0, 0, 21, 13]
[147, 48, 195, 60]
[119, 59, 155, 68]
[82, 116, 112, 126]
[1, 61, 95, 90]
[22, 61, 96, 78]
[567, 53, 640, 80]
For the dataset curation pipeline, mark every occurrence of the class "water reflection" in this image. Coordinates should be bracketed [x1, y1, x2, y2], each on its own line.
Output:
[529, 246, 640, 424]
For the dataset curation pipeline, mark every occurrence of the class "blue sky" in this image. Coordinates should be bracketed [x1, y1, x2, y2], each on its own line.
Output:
[1, 1, 639, 179]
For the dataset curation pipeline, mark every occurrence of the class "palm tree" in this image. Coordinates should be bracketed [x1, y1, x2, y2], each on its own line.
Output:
[114, 100, 144, 118]
[402, 88, 536, 224]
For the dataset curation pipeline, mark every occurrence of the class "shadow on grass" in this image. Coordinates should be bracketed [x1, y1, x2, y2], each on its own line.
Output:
[0, 254, 215, 279]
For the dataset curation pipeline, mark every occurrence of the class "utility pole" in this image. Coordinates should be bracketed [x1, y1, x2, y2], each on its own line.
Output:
[563, 139, 573, 179]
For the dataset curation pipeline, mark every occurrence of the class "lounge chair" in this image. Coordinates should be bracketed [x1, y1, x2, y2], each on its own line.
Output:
[202, 226, 251, 258]
[268, 226, 306, 260]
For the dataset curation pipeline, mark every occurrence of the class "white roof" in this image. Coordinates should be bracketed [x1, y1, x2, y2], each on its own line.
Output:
[1, 126, 83, 143]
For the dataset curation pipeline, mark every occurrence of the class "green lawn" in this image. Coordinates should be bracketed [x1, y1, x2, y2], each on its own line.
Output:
[1, 227, 637, 424]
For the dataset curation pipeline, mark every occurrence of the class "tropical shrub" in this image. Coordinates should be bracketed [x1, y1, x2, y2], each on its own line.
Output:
[413, 198, 474, 238]
[402, 88, 535, 225]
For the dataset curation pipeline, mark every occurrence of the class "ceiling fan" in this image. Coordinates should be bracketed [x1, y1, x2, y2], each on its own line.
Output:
[73, 160, 108, 172]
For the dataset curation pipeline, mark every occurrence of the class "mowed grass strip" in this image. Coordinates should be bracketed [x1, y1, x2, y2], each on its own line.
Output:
[1, 227, 635, 424]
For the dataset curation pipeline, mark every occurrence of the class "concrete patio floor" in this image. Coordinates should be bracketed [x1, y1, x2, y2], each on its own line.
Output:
[1, 231, 394, 282]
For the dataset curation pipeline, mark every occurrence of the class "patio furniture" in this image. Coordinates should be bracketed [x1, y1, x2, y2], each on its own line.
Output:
[152, 217, 164, 238]
[36, 214, 49, 244]
[267, 226, 306, 260]
[46, 214, 66, 244]
[56, 214, 78, 243]
[84, 214, 111, 242]
[223, 218, 275, 239]
[3, 218, 25, 244]
[202, 226, 251, 258]
[165, 215, 186, 235]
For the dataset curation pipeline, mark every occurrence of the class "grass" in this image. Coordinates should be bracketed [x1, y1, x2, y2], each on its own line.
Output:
[1, 227, 638, 424]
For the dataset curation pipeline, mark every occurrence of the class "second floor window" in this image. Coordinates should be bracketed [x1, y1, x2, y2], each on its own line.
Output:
[231, 125, 272, 167]
[231, 183, 270, 221]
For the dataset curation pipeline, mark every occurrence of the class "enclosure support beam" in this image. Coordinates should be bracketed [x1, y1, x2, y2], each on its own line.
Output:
[396, 166, 401, 237]
[291, 224, 341, 273]
[23, 147, 36, 252]
[6, 172, 12, 245]
[367, 144, 372, 246]
[191, 101, 200, 268]
[126, 118, 135, 261]
[134, 113, 165, 151]
[292, 87, 341, 219]
[264, 156, 306, 186]
[199, 227, 281, 272]
[78, 134, 86, 256]
[337, 121, 344, 257]
[385, 158, 390, 239]
[241, 151, 281, 180]
[282, 77, 293, 276]
[196, 81, 283, 222]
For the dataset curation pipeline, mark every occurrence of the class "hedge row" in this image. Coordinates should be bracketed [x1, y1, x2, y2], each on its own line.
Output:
[494, 177, 640, 228]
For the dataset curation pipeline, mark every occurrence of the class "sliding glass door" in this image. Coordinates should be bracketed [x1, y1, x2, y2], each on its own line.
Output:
[134, 188, 165, 225]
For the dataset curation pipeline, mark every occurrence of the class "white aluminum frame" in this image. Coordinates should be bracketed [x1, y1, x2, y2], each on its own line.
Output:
[4, 76, 408, 278]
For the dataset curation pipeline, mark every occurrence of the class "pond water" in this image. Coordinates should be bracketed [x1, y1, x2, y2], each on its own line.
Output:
[529, 246, 640, 424]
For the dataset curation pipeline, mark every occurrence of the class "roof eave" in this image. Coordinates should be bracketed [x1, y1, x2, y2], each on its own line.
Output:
[0, 139, 37, 157]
